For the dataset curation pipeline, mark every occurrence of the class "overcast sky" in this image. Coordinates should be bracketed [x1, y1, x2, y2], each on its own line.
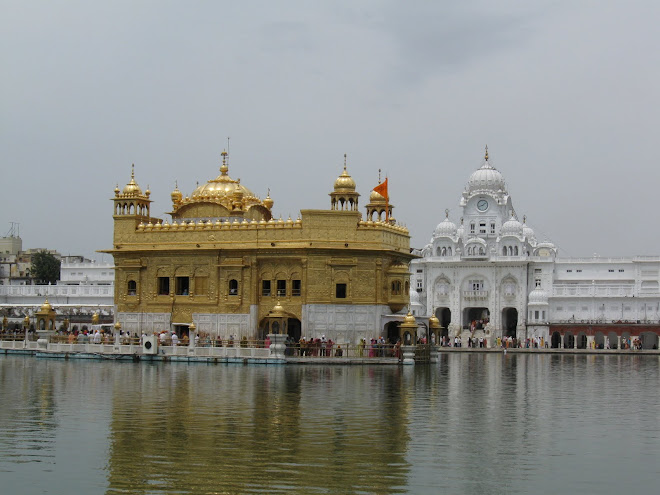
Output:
[2, 0, 659, 260]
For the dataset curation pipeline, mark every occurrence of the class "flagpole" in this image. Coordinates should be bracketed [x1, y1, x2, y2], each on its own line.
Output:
[385, 177, 389, 222]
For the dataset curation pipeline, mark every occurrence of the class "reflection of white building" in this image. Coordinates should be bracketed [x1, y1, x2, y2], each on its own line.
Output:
[411, 148, 660, 348]
[0, 256, 114, 326]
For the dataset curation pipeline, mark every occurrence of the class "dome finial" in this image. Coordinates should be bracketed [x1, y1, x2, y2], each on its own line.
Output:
[484, 145, 489, 161]
[445, 208, 449, 219]
[131, 163, 135, 179]
[523, 215, 527, 224]
[343, 153, 347, 172]
[378, 168, 381, 183]
[220, 149, 228, 176]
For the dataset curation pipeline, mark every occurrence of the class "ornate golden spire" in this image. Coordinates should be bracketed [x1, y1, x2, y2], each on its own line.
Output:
[220, 150, 228, 176]
[485, 145, 489, 161]
[171, 180, 182, 205]
[122, 164, 142, 195]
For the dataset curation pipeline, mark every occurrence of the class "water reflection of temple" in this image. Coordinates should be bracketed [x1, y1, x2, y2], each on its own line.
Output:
[106, 365, 411, 494]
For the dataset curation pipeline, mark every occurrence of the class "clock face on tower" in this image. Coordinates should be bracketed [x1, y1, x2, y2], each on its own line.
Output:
[477, 199, 488, 212]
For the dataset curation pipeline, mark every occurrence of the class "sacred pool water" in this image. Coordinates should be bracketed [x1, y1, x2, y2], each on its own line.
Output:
[0, 353, 658, 494]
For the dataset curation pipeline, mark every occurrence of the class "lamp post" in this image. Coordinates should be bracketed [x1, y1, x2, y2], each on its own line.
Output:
[188, 322, 196, 355]
[114, 321, 121, 351]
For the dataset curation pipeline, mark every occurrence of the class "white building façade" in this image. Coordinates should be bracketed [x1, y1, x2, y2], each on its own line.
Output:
[411, 148, 660, 349]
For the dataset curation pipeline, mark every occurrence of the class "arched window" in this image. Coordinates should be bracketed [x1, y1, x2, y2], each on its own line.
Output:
[436, 247, 442, 256]
[229, 279, 239, 295]
[508, 246, 513, 256]
[479, 247, 485, 255]
[441, 247, 446, 256]
[127, 280, 137, 296]
[514, 246, 519, 256]
[503, 247, 507, 256]
[447, 247, 452, 256]
[467, 247, 472, 255]
[391, 280, 401, 295]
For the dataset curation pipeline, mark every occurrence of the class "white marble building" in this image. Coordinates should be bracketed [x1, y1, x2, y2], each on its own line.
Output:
[411, 148, 660, 348]
[0, 258, 114, 327]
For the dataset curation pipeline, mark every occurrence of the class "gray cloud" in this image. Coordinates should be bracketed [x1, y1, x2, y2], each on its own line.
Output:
[1, 0, 658, 259]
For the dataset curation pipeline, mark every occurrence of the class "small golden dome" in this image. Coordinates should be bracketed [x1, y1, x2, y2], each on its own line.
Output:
[40, 299, 52, 312]
[334, 160, 356, 191]
[171, 181, 183, 204]
[369, 189, 387, 203]
[145, 185, 151, 197]
[404, 311, 416, 325]
[270, 301, 286, 318]
[263, 189, 274, 209]
[429, 314, 440, 328]
[114, 184, 120, 196]
[122, 165, 143, 196]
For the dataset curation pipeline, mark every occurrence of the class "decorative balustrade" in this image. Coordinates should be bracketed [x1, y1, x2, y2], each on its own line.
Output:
[0, 285, 113, 297]
[463, 290, 489, 300]
[551, 284, 635, 297]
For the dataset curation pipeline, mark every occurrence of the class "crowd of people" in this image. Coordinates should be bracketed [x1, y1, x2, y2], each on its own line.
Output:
[3, 327, 654, 352]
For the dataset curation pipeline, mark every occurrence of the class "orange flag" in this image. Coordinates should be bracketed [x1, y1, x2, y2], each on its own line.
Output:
[373, 178, 388, 201]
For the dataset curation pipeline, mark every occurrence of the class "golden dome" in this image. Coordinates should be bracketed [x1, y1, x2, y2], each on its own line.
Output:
[429, 314, 440, 328]
[369, 189, 387, 203]
[122, 165, 143, 196]
[270, 301, 286, 318]
[263, 189, 274, 209]
[190, 151, 257, 202]
[404, 311, 416, 325]
[334, 155, 356, 191]
[40, 299, 52, 312]
[171, 181, 183, 204]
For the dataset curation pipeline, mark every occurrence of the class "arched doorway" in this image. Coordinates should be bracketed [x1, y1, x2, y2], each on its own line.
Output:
[288, 318, 301, 342]
[594, 332, 605, 349]
[502, 308, 518, 338]
[463, 307, 490, 331]
[564, 332, 575, 349]
[551, 331, 561, 348]
[607, 331, 618, 349]
[640, 332, 658, 349]
[386, 321, 399, 344]
[577, 332, 588, 349]
[435, 307, 451, 329]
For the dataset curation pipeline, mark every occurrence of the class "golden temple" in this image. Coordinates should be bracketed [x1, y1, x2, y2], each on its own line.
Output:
[106, 152, 413, 343]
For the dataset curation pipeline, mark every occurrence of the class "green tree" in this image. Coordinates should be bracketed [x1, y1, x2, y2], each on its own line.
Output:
[31, 251, 61, 285]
